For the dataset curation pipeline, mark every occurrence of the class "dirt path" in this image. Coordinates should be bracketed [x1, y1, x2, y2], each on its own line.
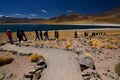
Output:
[0, 44, 83, 80]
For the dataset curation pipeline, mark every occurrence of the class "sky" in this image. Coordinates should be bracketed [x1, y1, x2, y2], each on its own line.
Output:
[0, 0, 120, 18]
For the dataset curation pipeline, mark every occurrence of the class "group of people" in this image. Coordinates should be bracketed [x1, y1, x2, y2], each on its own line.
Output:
[6, 29, 59, 44]
[35, 30, 59, 41]
[6, 29, 28, 44]
[84, 32, 106, 37]
[16, 29, 28, 43]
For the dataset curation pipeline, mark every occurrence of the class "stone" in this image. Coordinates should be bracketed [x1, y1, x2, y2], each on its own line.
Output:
[78, 56, 96, 71]
[0, 43, 6, 46]
[19, 53, 30, 56]
[29, 69, 36, 74]
[12, 51, 18, 55]
[24, 73, 33, 79]
[0, 48, 4, 51]
[37, 60, 45, 66]
[0, 72, 6, 80]
[35, 70, 42, 80]
[4, 73, 14, 79]
[42, 64, 47, 68]
[90, 77, 97, 80]
[35, 66, 44, 71]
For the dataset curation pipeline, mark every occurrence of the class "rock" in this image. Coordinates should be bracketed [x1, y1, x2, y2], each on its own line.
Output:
[19, 53, 31, 56]
[82, 70, 102, 80]
[16, 43, 22, 46]
[4, 73, 14, 79]
[12, 51, 18, 55]
[37, 60, 45, 65]
[42, 64, 47, 68]
[90, 77, 97, 80]
[35, 70, 42, 80]
[78, 56, 96, 71]
[24, 73, 33, 79]
[29, 69, 36, 74]
[0, 43, 6, 46]
[0, 72, 6, 80]
[35, 66, 44, 71]
[0, 48, 4, 51]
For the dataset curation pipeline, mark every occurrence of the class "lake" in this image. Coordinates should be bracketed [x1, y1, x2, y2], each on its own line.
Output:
[0, 24, 120, 33]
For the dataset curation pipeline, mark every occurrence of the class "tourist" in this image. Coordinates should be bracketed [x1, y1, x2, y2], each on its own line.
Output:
[6, 29, 13, 44]
[40, 30, 43, 40]
[44, 30, 49, 40]
[20, 29, 27, 41]
[84, 32, 88, 37]
[54, 30, 59, 40]
[74, 30, 77, 38]
[35, 30, 40, 41]
[17, 29, 22, 43]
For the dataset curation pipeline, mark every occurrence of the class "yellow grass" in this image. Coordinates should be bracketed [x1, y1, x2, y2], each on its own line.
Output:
[0, 53, 14, 66]
[84, 52, 93, 58]
[65, 39, 73, 50]
[29, 53, 44, 62]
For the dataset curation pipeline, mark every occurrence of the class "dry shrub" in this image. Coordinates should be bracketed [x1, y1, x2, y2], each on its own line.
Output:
[90, 38, 103, 48]
[65, 39, 73, 49]
[85, 40, 92, 45]
[114, 63, 120, 76]
[55, 40, 60, 49]
[55, 44, 60, 49]
[33, 41, 40, 45]
[84, 53, 93, 58]
[44, 40, 51, 45]
[29, 53, 44, 62]
[0, 53, 14, 66]
[109, 36, 117, 40]
[105, 43, 117, 49]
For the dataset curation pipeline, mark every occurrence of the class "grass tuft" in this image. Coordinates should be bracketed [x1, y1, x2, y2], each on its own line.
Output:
[29, 53, 44, 62]
[0, 53, 14, 66]
[114, 63, 120, 76]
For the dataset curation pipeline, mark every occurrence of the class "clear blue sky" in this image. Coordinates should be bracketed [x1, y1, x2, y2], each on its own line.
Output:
[0, 0, 120, 18]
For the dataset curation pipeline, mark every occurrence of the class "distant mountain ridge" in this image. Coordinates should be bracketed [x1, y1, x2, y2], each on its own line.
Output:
[47, 6, 120, 23]
[0, 16, 44, 23]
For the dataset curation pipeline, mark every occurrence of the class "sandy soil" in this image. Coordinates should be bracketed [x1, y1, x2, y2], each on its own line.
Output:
[0, 44, 83, 80]
[0, 52, 36, 79]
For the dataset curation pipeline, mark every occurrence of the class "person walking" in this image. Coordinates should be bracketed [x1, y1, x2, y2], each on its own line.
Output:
[54, 30, 59, 40]
[35, 30, 40, 41]
[44, 30, 49, 40]
[74, 30, 77, 38]
[6, 29, 13, 44]
[17, 30, 22, 43]
[20, 29, 27, 41]
[40, 30, 43, 40]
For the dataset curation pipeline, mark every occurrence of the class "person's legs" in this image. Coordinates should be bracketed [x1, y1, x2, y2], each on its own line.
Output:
[8, 36, 13, 44]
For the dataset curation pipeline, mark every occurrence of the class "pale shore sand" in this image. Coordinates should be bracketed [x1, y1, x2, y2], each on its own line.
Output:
[0, 23, 120, 26]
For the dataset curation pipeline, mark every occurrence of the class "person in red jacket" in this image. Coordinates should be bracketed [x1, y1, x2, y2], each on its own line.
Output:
[6, 29, 13, 44]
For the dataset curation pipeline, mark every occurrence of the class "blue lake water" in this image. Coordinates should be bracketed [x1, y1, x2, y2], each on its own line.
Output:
[0, 24, 120, 33]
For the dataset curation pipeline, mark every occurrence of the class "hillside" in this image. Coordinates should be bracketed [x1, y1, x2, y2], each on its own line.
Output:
[40, 7, 120, 24]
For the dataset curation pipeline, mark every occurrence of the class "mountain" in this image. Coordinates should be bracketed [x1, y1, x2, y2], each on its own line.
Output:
[0, 16, 44, 23]
[49, 13, 90, 22]
[40, 6, 120, 24]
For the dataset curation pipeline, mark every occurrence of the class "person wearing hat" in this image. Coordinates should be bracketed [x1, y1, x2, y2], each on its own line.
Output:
[6, 29, 13, 44]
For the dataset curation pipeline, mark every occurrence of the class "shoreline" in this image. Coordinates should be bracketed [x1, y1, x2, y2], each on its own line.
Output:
[0, 23, 120, 26]
[0, 28, 120, 33]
